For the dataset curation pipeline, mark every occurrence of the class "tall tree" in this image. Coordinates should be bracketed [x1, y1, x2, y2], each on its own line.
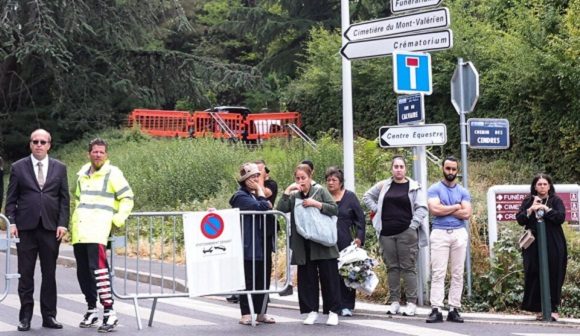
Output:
[0, 0, 262, 158]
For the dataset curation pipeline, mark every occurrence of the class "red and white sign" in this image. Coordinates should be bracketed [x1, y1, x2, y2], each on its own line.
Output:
[495, 192, 579, 222]
[184, 209, 245, 297]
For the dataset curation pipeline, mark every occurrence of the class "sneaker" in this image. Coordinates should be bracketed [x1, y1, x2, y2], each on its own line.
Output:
[402, 303, 416, 316]
[326, 312, 339, 326]
[303, 311, 318, 325]
[386, 301, 400, 315]
[426, 307, 443, 323]
[340, 308, 353, 317]
[79, 308, 99, 328]
[97, 310, 119, 333]
[279, 285, 294, 297]
[446, 308, 464, 323]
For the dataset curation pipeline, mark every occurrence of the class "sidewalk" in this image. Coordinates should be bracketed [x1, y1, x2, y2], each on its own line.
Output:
[6, 239, 580, 327]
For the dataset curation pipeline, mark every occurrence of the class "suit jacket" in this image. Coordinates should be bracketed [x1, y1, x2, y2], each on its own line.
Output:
[5, 156, 70, 230]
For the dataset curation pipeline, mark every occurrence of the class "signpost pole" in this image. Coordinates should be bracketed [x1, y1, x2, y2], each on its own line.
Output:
[457, 58, 472, 298]
[341, 0, 355, 191]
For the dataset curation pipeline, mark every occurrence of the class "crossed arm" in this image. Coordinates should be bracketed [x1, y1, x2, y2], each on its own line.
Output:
[428, 198, 472, 220]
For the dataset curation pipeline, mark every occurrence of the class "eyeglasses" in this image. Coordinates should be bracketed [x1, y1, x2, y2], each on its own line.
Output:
[31, 140, 49, 145]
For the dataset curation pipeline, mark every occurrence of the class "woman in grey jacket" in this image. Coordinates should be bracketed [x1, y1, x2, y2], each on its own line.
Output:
[277, 164, 340, 326]
[363, 156, 428, 317]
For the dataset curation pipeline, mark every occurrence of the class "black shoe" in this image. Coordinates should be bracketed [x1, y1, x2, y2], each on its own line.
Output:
[279, 284, 293, 296]
[447, 308, 464, 323]
[42, 316, 63, 329]
[426, 308, 443, 323]
[226, 295, 239, 303]
[17, 319, 30, 331]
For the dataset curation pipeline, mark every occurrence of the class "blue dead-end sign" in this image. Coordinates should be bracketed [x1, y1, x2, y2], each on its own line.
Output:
[467, 118, 510, 149]
[397, 94, 424, 125]
[393, 51, 432, 95]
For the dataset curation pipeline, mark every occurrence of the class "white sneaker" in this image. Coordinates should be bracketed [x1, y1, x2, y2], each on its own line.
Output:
[387, 301, 400, 315]
[341, 308, 352, 317]
[326, 312, 339, 326]
[303, 311, 318, 325]
[402, 303, 416, 316]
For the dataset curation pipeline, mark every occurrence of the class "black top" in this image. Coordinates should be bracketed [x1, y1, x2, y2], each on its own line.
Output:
[264, 178, 278, 238]
[336, 190, 366, 251]
[380, 181, 411, 236]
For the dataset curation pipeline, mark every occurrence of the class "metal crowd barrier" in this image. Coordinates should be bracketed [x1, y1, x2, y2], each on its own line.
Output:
[0, 214, 20, 303]
[109, 210, 291, 329]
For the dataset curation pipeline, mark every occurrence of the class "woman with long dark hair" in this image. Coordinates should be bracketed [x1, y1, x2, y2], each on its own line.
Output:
[516, 173, 567, 321]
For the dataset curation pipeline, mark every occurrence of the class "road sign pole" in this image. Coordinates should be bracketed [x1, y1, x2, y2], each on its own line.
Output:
[413, 144, 430, 306]
[341, 0, 355, 191]
[457, 57, 472, 298]
[536, 218, 552, 321]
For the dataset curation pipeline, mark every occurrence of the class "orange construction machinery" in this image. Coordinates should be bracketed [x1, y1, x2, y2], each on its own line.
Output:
[127, 106, 305, 143]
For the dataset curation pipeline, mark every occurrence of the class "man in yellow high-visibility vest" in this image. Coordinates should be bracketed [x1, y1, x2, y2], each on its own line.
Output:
[70, 138, 134, 333]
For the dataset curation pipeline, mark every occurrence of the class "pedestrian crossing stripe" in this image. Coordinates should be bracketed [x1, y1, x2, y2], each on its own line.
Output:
[60, 294, 213, 326]
[344, 319, 468, 336]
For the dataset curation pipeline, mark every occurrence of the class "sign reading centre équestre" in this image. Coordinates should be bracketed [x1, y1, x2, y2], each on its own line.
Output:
[379, 124, 447, 148]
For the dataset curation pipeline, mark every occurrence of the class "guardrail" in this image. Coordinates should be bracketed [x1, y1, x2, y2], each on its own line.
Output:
[0, 214, 20, 303]
[109, 210, 291, 329]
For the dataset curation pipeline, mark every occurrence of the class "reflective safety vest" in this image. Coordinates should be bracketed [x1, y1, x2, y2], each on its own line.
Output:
[71, 160, 134, 245]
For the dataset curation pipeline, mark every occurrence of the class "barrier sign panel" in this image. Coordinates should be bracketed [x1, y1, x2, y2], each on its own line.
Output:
[495, 192, 579, 222]
[184, 209, 245, 297]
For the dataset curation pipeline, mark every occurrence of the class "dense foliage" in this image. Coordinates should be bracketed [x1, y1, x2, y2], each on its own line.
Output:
[1, 0, 578, 181]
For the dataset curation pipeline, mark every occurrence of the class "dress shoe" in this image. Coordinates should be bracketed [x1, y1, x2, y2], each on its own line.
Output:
[425, 307, 443, 323]
[17, 319, 30, 331]
[446, 308, 464, 323]
[42, 316, 63, 329]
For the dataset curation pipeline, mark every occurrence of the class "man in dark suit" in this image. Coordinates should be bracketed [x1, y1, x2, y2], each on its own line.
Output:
[6, 129, 70, 331]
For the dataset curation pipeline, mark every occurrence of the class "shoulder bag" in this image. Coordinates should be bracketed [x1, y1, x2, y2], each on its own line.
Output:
[293, 187, 338, 247]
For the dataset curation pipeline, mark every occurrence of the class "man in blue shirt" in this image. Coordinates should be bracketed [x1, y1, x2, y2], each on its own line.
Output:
[425, 156, 472, 324]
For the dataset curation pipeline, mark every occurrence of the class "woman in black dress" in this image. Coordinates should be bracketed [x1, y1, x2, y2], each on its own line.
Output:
[325, 167, 366, 317]
[516, 173, 567, 321]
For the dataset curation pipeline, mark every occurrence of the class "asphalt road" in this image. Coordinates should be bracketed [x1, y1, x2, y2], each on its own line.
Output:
[1, 253, 580, 336]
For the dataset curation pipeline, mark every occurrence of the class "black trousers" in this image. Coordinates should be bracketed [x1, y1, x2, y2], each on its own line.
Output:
[73, 243, 114, 310]
[239, 243, 272, 315]
[297, 257, 341, 314]
[17, 226, 60, 321]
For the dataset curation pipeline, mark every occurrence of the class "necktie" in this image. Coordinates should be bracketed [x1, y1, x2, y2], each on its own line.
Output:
[37, 162, 45, 189]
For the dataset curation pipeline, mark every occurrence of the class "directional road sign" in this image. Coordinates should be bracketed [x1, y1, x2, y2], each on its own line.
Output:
[393, 51, 432, 94]
[467, 118, 510, 149]
[451, 61, 479, 113]
[344, 8, 450, 41]
[397, 94, 424, 125]
[379, 124, 447, 148]
[340, 29, 453, 60]
[392, 0, 443, 13]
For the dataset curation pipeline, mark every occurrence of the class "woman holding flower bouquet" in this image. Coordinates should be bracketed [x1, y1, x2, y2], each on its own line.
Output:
[363, 156, 428, 317]
[325, 166, 366, 317]
[277, 164, 340, 326]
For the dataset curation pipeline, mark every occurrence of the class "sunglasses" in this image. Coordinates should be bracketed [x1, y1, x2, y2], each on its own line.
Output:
[31, 140, 49, 145]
